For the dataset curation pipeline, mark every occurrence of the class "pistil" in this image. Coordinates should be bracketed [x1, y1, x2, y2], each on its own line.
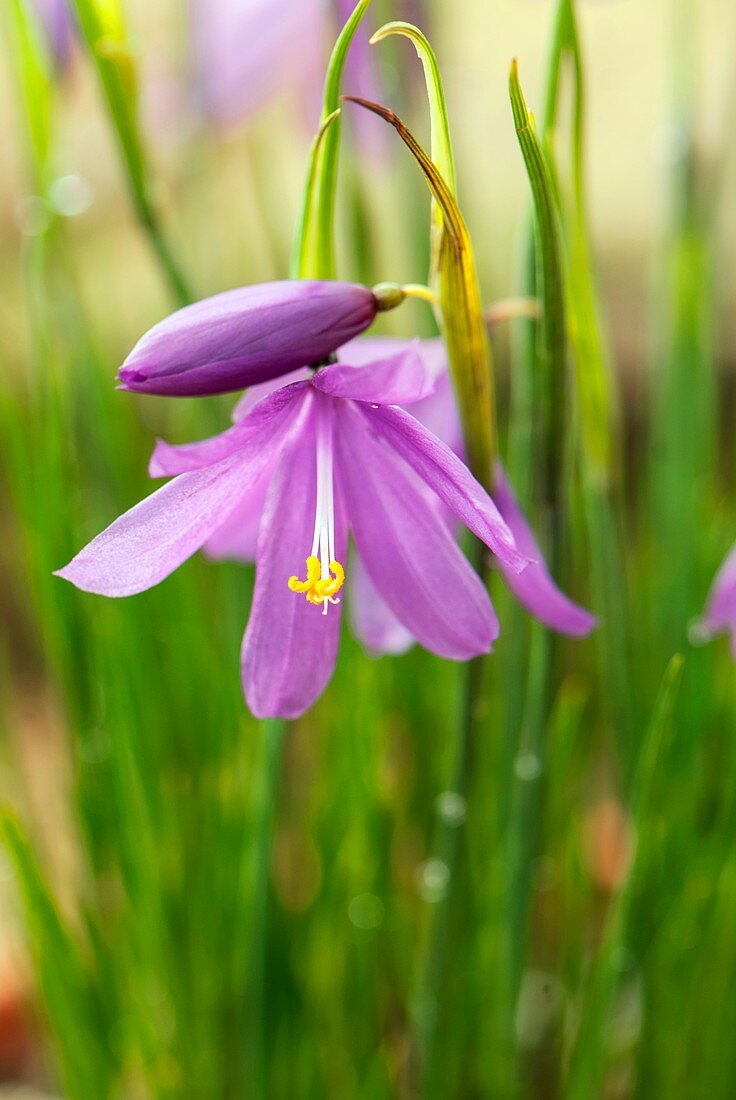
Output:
[288, 399, 345, 613]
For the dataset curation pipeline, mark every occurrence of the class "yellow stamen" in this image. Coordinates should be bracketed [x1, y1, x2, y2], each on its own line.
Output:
[288, 555, 322, 594]
[288, 556, 345, 613]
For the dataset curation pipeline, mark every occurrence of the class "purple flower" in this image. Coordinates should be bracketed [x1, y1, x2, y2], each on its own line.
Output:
[189, 0, 392, 142]
[117, 280, 378, 397]
[56, 344, 528, 719]
[198, 334, 594, 642]
[335, 0, 388, 161]
[697, 543, 736, 657]
[187, 337, 595, 657]
[28, 0, 76, 73]
[191, 0, 329, 128]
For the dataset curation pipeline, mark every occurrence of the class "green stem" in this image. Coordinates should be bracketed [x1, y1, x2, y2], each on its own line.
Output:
[138, 205, 193, 309]
[503, 61, 569, 1072]
[69, 0, 193, 306]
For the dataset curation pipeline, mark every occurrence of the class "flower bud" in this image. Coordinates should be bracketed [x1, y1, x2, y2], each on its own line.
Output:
[117, 280, 378, 397]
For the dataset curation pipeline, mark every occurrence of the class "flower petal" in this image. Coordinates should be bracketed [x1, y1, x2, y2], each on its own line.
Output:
[336, 404, 498, 660]
[358, 403, 528, 574]
[118, 280, 377, 397]
[699, 541, 736, 656]
[312, 339, 435, 405]
[492, 464, 596, 637]
[231, 367, 311, 423]
[57, 392, 311, 596]
[349, 555, 414, 656]
[149, 380, 308, 477]
[338, 335, 445, 376]
[203, 471, 271, 562]
[408, 369, 463, 454]
[242, 397, 345, 719]
[193, 0, 326, 127]
[56, 454, 254, 597]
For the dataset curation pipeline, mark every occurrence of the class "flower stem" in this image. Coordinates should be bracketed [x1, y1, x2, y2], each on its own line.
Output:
[137, 204, 193, 309]
[503, 57, 570, 1072]
[69, 0, 193, 307]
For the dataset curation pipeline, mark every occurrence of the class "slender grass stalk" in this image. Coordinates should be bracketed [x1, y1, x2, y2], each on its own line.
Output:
[68, 0, 193, 305]
[649, 0, 717, 730]
[541, 0, 635, 763]
[565, 656, 683, 1099]
[242, 718, 286, 1099]
[291, 0, 372, 279]
[411, 542, 484, 1097]
[503, 64, 569, 1064]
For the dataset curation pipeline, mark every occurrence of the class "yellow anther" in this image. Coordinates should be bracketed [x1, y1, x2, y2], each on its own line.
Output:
[288, 557, 345, 612]
[288, 555, 322, 594]
[314, 561, 344, 598]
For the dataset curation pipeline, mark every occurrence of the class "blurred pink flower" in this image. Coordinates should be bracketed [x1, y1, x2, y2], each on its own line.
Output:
[190, 0, 330, 128]
[28, 0, 76, 74]
[190, 0, 391, 145]
[698, 542, 736, 657]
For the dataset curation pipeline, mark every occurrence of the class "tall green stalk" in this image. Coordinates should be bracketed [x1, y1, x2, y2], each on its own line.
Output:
[69, 0, 193, 305]
[503, 63, 569, 1062]
[541, 0, 634, 762]
[649, 0, 716, 720]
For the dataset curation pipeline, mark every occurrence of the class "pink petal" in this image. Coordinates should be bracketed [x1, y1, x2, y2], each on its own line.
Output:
[57, 391, 310, 597]
[231, 367, 311, 423]
[193, 0, 328, 128]
[149, 380, 308, 477]
[336, 403, 498, 660]
[203, 471, 271, 561]
[700, 541, 736, 657]
[312, 340, 435, 405]
[409, 369, 463, 454]
[349, 555, 414, 656]
[493, 464, 596, 637]
[56, 453, 256, 597]
[338, 335, 446, 378]
[358, 403, 528, 574]
[242, 397, 345, 719]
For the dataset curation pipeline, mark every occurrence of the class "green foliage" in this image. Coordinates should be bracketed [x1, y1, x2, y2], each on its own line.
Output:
[292, 0, 372, 280]
[69, 0, 193, 304]
[1, 1, 736, 1099]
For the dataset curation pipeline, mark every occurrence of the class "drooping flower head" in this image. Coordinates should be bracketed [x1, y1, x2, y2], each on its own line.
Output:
[57, 341, 529, 718]
[197, 337, 596, 657]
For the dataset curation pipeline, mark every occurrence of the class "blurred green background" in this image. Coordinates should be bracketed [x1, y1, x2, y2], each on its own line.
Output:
[1, 0, 736, 1097]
